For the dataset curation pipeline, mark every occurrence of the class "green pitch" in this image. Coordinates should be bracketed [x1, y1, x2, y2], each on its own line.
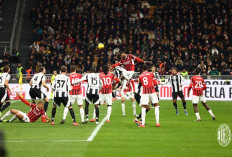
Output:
[0, 100, 231, 157]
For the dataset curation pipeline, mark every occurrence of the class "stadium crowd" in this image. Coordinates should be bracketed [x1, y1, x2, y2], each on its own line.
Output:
[1, 0, 232, 76]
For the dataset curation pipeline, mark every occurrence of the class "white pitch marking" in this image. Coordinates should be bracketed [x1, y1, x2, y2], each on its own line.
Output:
[4, 139, 87, 143]
[86, 115, 107, 141]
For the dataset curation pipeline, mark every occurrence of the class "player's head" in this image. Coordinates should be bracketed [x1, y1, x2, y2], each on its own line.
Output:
[70, 65, 76, 73]
[89, 67, 96, 73]
[172, 68, 178, 75]
[142, 65, 148, 71]
[37, 101, 44, 109]
[193, 69, 201, 75]
[121, 51, 126, 58]
[39, 67, 46, 74]
[151, 65, 156, 72]
[60, 66, 67, 73]
[53, 70, 57, 75]
[3, 65, 10, 73]
[103, 65, 108, 75]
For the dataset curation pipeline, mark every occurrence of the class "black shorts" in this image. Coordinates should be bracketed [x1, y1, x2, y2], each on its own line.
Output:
[172, 91, 184, 100]
[134, 93, 141, 105]
[155, 85, 159, 92]
[0, 88, 9, 103]
[54, 97, 70, 107]
[86, 93, 99, 104]
[29, 88, 46, 99]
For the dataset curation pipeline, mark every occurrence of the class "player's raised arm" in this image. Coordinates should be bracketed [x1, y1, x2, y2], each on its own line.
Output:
[112, 62, 121, 67]
[72, 75, 87, 84]
[134, 56, 144, 63]
[16, 92, 30, 106]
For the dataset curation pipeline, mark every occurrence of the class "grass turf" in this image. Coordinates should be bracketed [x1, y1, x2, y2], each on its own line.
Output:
[0, 100, 231, 157]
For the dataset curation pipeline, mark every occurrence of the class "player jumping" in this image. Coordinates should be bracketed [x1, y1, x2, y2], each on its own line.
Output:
[187, 69, 216, 121]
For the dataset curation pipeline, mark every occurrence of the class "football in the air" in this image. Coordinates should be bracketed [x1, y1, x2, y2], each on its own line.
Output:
[98, 43, 104, 49]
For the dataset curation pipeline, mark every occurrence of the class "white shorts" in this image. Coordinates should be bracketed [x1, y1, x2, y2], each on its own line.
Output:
[140, 93, 158, 105]
[192, 95, 206, 104]
[100, 93, 112, 106]
[69, 95, 83, 105]
[123, 71, 134, 80]
[121, 92, 134, 99]
[18, 111, 30, 122]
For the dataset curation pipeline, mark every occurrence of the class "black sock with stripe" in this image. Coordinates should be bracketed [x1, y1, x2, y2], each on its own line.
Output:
[69, 108, 76, 122]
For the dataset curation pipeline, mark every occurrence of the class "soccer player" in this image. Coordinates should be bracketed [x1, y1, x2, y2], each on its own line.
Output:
[151, 65, 160, 108]
[120, 78, 137, 117]
[73, 67, 101, 124]
[164, 68, 188, 115]
[69, 65, 85, 124]
[0, 92, 50, 123]
[112, 51, 145, 95]
[138, 65, 160, 128]
[29, 67, 49, 112]
[187, 69, 216, 121]
[99, 65, 120, 123]
[51, 66, 78, 126]
[0, 65, 12, 117]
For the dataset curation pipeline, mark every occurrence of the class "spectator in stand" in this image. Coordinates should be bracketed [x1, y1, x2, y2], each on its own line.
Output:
[209, 67, 219, 76]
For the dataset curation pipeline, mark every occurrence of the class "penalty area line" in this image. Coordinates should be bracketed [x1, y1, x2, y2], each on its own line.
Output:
[86, 115, 107, 142]
[4, 139, 87, 143]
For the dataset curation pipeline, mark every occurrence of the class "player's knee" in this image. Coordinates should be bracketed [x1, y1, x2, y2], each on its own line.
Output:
[68, 106, 72, 109]
[10, 109, 16, 113]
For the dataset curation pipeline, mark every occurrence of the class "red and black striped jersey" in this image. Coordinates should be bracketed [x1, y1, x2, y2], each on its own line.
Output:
[124, 79, 135, 93]
[27, 104, 45, 122]
[69, 73, 82, 95]
[100, 72, 120, 94]
[119, 54, 143, 71]
[139, 71, 156, 94]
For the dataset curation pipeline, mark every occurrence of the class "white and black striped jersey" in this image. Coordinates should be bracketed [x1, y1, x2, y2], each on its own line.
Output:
[52, 74, 71, 97]
[0, 73, 10, 89]
[167, 74, 185, 92]
[114, 66, 126, 78]
[153, 72, 160, 81]
[30, 73, 45, 89]
[82, 73, 101, 94]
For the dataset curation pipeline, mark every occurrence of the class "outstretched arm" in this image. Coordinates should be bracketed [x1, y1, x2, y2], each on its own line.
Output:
[112, 62, 121, 67]
[187, 84, 192, 96]
[16, 92, 30, 106]
[135, 57, 144, 63]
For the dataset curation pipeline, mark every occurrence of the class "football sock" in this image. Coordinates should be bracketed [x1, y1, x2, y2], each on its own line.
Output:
[132, 101, 136, 115]
[85, 105, 89, 119]
[9, 115, 17, 122]
[51, 107, 56, 121]
[80, 108, 84, 122]
[121, 103, 125, 115]
[0, 102, 10, 112]
[137, 108, 150, 120]
[173, 103, 177, 110]
[107, 105, 112, 120]
[63, 107, 69, 120]
[93, 108, 96, 119]
[158, 97, 159, 100]
[44, 101, 49, 112]
[95, 107, 99, 122]
[1, 110, 12, 120]
[195, 112, 200, 119]
[141, 107, 146, 125]
[183, 101, 186, 109]
[155, 106, 160, 124]
[69, 108, 76, 122]
[208, 110, 214, 117]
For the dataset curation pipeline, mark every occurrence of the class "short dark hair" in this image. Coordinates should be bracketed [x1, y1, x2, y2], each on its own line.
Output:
[142, 65, 148, 71]
[60, 66, 67, 72]
[103, 65, 108, 75]
[39, 67, 44, 72]
[193, 69, 201, 75]
[3, 65, 10, 72]
[89, 67, 96, 73]
[70, 65, 76, 72]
